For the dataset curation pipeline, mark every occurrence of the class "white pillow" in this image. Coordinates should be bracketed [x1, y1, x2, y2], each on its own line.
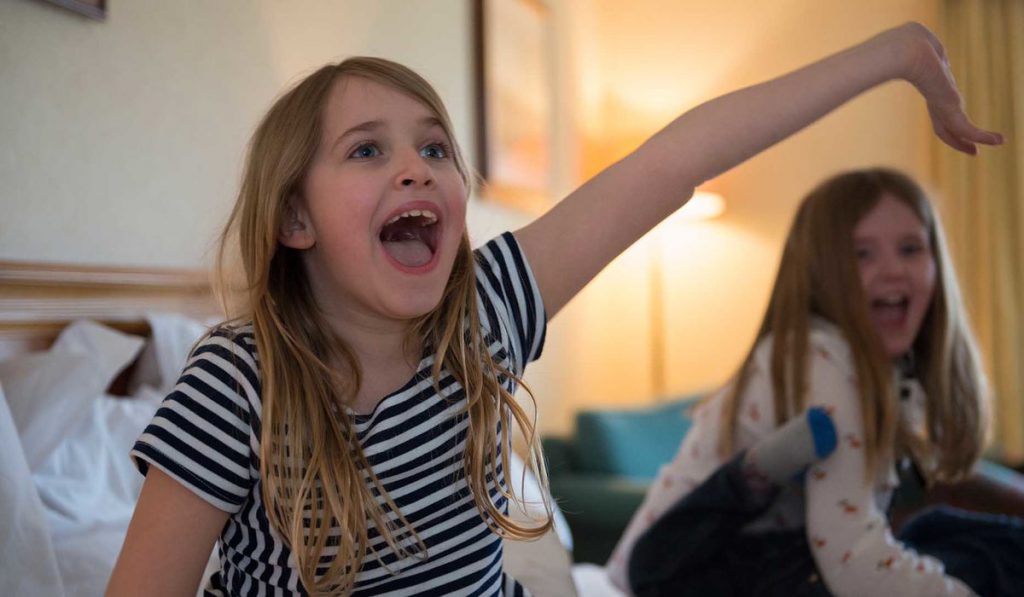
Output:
[571, 563, 626, 597]
[505, 451, 573, 551]
[0, 351, 103, 470]
[0, 320, 145, 470]
[0, 383, 65, 596]
[32, 388, 163, 596]
[35, 389, 161, 538]
[503, 452, 577, 596]
[504, 528, 577, 597]
[52, 319, 146, 385]
[128, 312, 210, 397]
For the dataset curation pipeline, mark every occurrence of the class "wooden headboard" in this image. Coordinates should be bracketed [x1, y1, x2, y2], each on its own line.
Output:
[0, 260, 219, 360]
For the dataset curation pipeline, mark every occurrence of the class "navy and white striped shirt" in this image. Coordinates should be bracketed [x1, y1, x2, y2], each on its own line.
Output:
[131, 233, 546, 596]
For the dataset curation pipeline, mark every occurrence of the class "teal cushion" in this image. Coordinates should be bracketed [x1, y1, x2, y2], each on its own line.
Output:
[977, 459, 1024, 491]
[574, 396, 698, 480]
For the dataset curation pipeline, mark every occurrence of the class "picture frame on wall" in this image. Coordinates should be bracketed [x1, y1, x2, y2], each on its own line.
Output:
[39, 0, 106, 20]
[473, 0, 557, 214]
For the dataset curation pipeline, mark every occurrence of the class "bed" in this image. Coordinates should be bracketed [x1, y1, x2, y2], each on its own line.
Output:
[0, 259, 618, 596]
[0, 260, 221, 596]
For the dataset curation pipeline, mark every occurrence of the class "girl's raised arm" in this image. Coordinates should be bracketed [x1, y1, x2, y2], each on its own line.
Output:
[106, 468, 229, 597]
[515, 23, 1001, 319]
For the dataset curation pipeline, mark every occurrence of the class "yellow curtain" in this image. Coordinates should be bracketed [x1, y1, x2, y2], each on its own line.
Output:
[936, 0, 1024, 462]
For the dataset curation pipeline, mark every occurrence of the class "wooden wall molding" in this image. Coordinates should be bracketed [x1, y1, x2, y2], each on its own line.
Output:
[0, 260, 219, 358]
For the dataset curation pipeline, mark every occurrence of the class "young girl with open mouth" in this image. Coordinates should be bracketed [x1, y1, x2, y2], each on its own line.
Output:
[107, 23, 1001, 596]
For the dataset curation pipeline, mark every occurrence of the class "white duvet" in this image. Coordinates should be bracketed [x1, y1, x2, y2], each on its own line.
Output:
[0, 316, 203, 597]
[0, 314, 616, 597]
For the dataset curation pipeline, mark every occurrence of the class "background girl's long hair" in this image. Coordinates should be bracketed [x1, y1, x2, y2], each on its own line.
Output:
[718, 168, 989, 484]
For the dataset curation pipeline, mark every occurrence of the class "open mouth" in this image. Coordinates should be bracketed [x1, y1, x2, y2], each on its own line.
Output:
[870, 294, 908, 326]
[379, 208, 440, 269]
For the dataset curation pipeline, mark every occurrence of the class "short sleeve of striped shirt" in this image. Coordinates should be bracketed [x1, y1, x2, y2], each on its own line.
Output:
[131, 328, 260, 514]
[473, 232, 547, 376]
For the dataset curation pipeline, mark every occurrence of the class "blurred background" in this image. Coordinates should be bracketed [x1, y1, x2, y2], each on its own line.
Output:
[1, 0, 1020, 463]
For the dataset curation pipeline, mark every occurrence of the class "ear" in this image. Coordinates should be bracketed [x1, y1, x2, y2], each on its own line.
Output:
[278, 197, 316, 250]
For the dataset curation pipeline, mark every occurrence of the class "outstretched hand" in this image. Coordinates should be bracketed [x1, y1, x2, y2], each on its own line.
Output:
[894, 22, 1003, 155]
[517, 20, 1005, 323]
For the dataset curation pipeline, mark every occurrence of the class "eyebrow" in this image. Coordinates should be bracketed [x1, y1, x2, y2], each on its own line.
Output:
[330, 116, 447, 153]
[420, 116, 445, 131]
[330, 120, 383, 154]
[852, 232, 929, 245]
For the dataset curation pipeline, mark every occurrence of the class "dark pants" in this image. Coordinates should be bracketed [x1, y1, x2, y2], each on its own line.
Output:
[900, 506, 1024, 597]
[628, 454, 1024, 597]
[629, 453, 828, 596]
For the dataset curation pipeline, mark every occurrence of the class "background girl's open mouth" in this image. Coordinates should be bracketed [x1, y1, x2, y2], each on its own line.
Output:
[870, 295, 908, 326]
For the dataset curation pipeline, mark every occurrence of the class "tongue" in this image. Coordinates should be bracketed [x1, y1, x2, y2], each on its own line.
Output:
[383, 239, 432, 268]
[872, 304, 906, 326]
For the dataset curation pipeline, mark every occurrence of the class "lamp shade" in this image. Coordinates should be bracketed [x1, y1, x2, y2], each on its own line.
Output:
[649, 189, 725, 397]
[675, 191, 726, 222]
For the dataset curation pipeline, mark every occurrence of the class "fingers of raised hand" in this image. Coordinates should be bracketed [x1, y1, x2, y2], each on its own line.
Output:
[932, 118, 977, 155]
[931, 108, 1004, 155]
[901, 22, 1005, 155]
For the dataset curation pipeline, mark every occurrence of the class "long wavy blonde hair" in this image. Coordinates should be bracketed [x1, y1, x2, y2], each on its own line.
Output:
[215, 57, 551, 595]
[718, 168, 989, 484]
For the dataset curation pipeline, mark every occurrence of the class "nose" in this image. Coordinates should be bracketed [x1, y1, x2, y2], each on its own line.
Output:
[394, 148, 434, 189]
[878, 251, 908, 279]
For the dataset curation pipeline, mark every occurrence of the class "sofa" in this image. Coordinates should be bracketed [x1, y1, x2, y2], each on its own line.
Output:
[544, 395, 1024, 565]
[542, 396, 700, 564]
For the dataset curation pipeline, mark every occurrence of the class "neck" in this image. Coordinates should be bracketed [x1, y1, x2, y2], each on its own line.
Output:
[322, 309, 420, 370]
[317, 308, 425, 415]
[895, 351, 916, 377]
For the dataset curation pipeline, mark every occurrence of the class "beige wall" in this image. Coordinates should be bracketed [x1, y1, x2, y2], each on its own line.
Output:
[0, 0, 488, 267]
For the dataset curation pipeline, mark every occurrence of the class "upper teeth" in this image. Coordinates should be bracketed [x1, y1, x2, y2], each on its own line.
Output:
[384, 209, 438, 226]
[879, 295, 904, 305]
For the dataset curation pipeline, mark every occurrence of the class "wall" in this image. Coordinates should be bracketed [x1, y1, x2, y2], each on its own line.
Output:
[0, 0, 487, 267]
[552, 0, 941, 425]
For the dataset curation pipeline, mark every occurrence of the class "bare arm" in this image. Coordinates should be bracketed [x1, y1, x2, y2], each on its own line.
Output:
[106, 467, 229, 597]
[515, 23, 1002, 319]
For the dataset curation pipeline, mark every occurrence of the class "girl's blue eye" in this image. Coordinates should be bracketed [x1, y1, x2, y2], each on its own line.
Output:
[900, 243, 925, 256]
[350, 143, 381, 159]
[421, 143, 449, 160]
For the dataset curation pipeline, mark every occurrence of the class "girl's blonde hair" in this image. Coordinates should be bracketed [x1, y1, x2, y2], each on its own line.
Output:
[216, 57, 551, 596]
[718, 168, 989, 484]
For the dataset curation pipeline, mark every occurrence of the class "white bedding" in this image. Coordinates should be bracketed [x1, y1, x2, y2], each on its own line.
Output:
[0, 383, 65, 596]
[0, 316, 615, 596]
[0, 317, 194, 597]
[572, 563, 626, 596]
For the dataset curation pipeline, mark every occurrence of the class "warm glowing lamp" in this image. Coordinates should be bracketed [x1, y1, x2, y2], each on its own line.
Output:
[650, 190, 726, 398]
[674, 191, 726, 221]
